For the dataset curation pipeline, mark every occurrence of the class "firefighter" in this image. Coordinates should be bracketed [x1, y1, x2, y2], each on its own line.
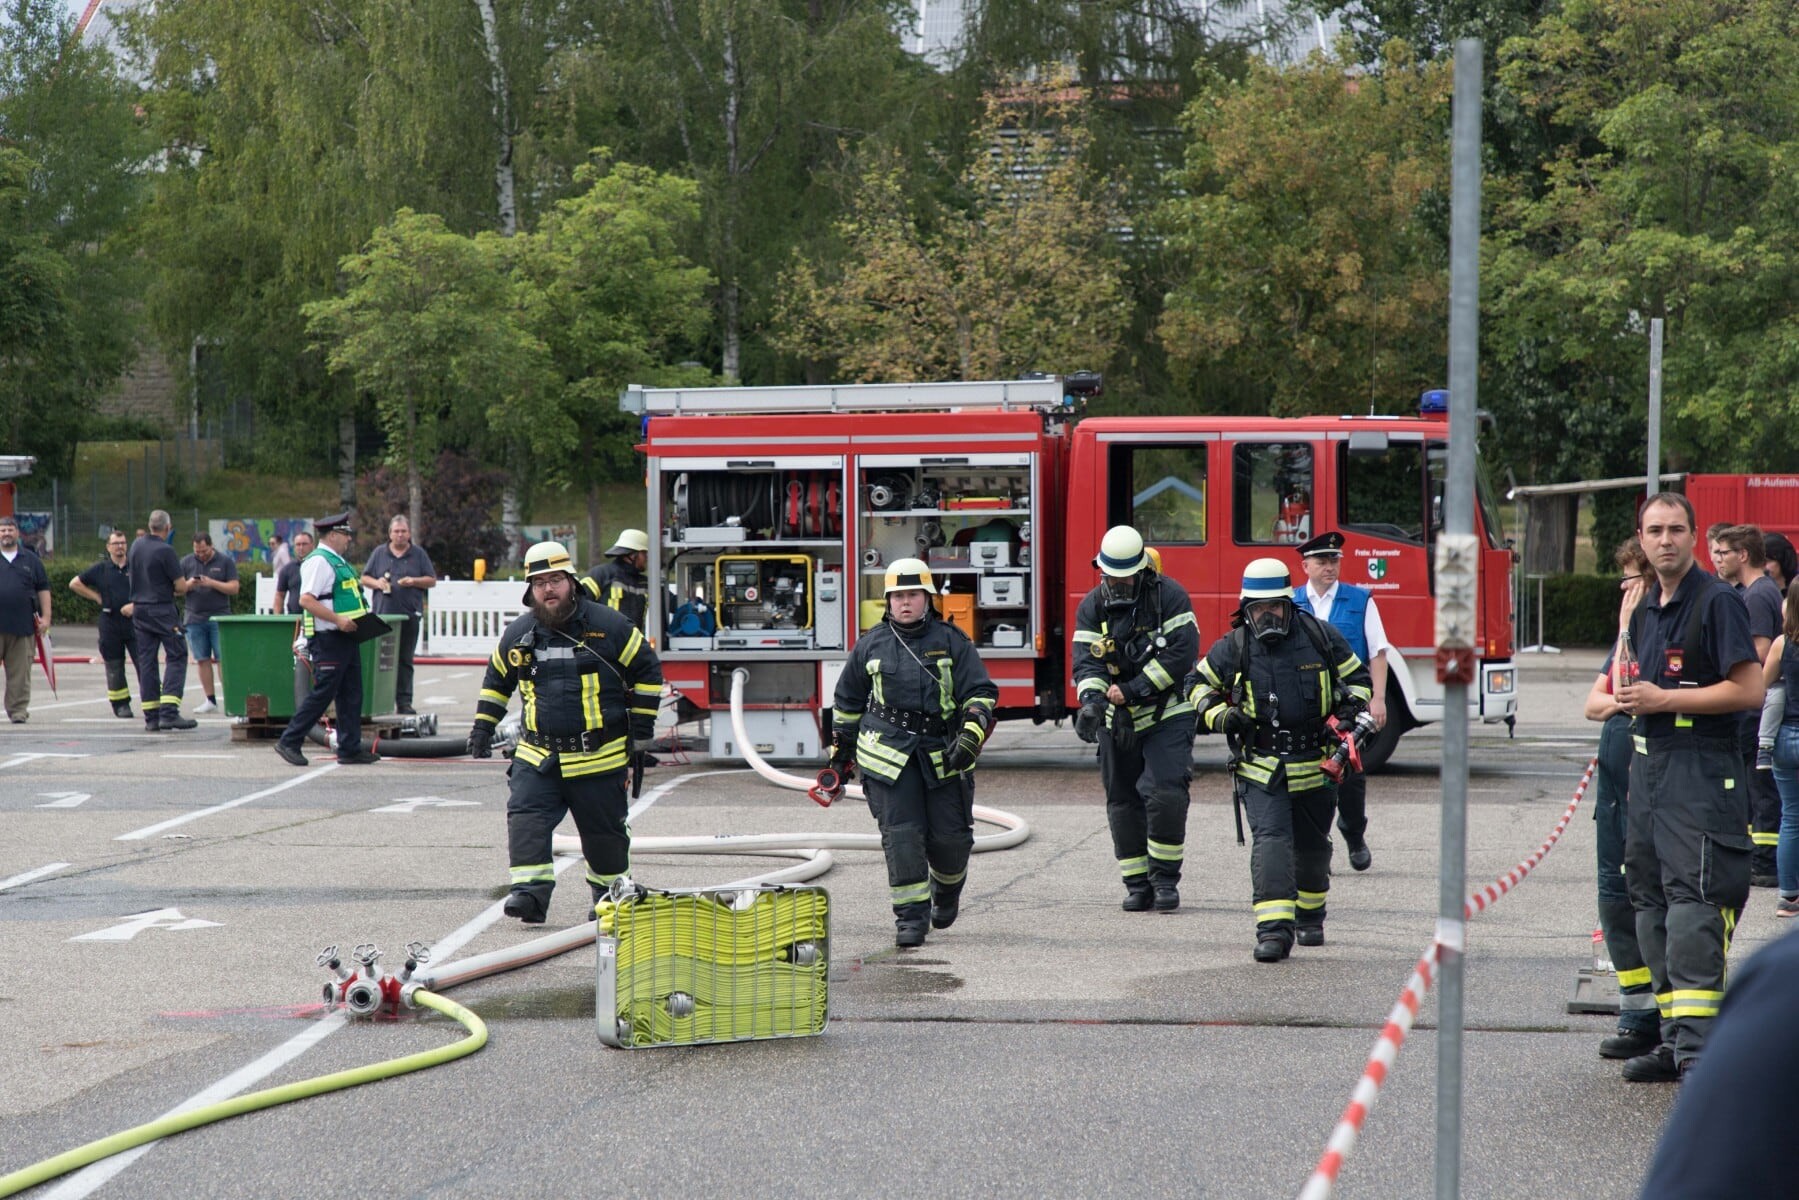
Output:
[1071, 525, 1200, 912]
[467, 541, 663, 924]
[583, 529, 650, 632]
[830, 557, 997, 948]
[1190, 558, 1371, 962]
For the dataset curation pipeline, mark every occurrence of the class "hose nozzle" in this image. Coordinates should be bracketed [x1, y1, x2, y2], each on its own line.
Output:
[809, 765, 846, 807]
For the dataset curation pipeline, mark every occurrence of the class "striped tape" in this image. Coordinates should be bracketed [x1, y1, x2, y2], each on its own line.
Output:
[1297, 757, 1597, 1200]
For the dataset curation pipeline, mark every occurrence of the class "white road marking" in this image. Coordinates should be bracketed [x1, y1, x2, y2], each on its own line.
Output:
[36, 792, 91, 808]
[369, 796, 481, 814]
[43, 768, 708, 1197]
[71, 907, 224, 942]
[115, 764, 338, 841]
[0, 752, 89, 770]
[159, 754, 237, 760]
[0, 862, 70, 891]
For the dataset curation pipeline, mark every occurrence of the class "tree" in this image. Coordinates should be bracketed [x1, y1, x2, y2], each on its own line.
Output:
[1488, 0, 1799, 487]
[556, 0, 934, 382]
[1156, 46, 1455, 415]
[0, 0, 149, 475]
[358, 450, 508, 578]
[303, 209, 549, 535]
[772, 73, 1130, 382]
[508, 156, 713, 560]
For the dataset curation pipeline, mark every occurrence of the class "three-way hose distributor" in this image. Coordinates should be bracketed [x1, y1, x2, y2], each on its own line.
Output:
[318, 941, 434, 1017]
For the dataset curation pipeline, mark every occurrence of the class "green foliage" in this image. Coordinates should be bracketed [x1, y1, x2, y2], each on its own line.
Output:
[772, 72, 1130, 382]
[1542, 571, 1629, 648]
[356, 451, 508, 578]
[49, 557, 266, 625]
[0, 0, 149, 476]
[1157, 46, 1455, 416]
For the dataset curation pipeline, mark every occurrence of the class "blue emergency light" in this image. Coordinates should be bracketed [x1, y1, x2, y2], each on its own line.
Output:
[1419, 389, 1449, 414]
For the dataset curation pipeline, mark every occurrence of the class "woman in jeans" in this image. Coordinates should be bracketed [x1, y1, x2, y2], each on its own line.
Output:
[1763, 585, 1799, 917]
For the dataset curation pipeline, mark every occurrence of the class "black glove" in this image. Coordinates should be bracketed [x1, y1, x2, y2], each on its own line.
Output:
[828, 726, 856, 769]
[1073, 700, 1105, 744]
[1334, 699, 1369, 724]
[943, 725, 984, 773]
[1217, 708, 1254, 740]
[466, 725, 493, 759]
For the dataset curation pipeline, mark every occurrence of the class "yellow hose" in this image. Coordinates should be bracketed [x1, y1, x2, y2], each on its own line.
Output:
[0, 990, 485, 1199]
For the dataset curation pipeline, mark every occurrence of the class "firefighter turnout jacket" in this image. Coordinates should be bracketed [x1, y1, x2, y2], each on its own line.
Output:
[474, 597, 663, 777]
[583, 559, 649, 631]
[1190, 616, 1372, 792]
[833, 612, 997, 784]
[1072, 574, 1200, 735]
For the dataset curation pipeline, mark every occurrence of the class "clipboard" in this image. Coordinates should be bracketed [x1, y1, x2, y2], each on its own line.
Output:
[344, 613, 391, 644]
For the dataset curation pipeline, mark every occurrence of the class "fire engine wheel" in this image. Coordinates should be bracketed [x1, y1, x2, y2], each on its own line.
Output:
[1358, 679, 1411, 773]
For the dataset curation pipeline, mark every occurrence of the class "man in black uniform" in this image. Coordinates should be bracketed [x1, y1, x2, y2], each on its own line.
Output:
[1190, 557, 1371, 962]
[831, 558, 997, 947]
[1616, 492, 1763, 1084]
[126, 510, 196, 731]
[1071, 525, 1200, 912]
[583, 528, 650, 631]
[467, 541, 663, 925]
[69, 529, 138, 718]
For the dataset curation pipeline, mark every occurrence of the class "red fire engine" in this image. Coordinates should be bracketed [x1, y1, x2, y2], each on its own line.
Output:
[0, 455, 33, 519]
[623, 378, 1516, 770]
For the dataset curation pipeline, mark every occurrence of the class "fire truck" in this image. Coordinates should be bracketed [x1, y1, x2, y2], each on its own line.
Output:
[1689, 474, 1799, 568]
[0, 455, 33, 518]
[621, 378, 1517, 770]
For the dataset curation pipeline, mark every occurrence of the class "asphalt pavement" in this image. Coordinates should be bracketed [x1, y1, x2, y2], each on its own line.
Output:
[0, 636, 1776, 1199]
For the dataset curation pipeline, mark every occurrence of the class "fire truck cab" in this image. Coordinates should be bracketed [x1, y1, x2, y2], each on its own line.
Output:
[623, 380, 1515, 770]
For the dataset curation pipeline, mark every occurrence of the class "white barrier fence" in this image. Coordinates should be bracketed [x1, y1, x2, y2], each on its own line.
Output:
[254, 577, 523, 657]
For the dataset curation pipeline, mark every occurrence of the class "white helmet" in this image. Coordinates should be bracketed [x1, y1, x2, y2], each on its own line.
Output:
[1239, 557, 1294, 642]
[1096, 525, 1148, 607]
[883, 557, 936, 597]
[522, 540, 579, 603]
[605, 528, 650, 556]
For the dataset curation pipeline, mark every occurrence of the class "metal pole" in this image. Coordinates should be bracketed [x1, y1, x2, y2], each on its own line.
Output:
[1437, 37, 1483, 1200]
[1646, 319, 1664, 500]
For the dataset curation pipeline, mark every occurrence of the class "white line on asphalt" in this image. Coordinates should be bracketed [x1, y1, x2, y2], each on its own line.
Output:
[31, 695, 110, 711]
[159, 754, 237, 759]
[115, 765, 339, 841]
[46, 769, 708, 1197]
[0, 862, 70, 891]
[0, 753, 88, 770]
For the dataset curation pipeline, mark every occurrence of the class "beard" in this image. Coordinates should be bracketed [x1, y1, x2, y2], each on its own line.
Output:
[530, 591, 576, 628]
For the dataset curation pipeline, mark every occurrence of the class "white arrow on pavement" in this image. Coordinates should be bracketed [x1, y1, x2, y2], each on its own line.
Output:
[72, 908, 223, 942]
[36, 792, 91, 808]
[369, 796, 482, 814]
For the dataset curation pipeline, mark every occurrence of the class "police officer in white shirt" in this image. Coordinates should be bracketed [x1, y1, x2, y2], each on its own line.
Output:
[1293, 531, 1391, 870]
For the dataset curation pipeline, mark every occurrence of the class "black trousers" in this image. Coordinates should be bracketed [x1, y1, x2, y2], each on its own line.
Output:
[280, 629, 363, 756]
[1626, 735, 1750, 1067]
[863, 756, 975, 915]
[98, 614, 138, 704]
[389, 613, 421, 707]
[1243, 773, 1337, 939]
[1098, 716, 1194, 886]
[1336, 771, 1368, 843]
[1595, 713, 1656, 1034]
[131, 603, 186, 715]
[505, 757, 630, 908]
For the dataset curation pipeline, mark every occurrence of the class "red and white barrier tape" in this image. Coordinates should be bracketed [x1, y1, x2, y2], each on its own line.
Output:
[1297, 756, 1598, 1200]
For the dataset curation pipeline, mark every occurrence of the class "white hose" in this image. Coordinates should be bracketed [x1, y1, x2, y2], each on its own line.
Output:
[435, 672, 1030, 991]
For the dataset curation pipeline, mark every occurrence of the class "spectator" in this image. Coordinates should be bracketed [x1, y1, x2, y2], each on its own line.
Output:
[1711, 524, 1783, 885]
[180, 532, 240, 714]
[361, 514, 436, 715]
[1763, 531, 1797, 595]
[268, 533, 291, 578]
[0, 513, 51, 723]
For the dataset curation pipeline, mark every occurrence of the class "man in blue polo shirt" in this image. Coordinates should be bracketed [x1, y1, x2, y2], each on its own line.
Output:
[1294, 531, 1391, 871]
[1615, 492, 1763, 1084]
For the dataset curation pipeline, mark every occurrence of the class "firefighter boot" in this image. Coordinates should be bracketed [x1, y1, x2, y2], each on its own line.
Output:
[1121, 876, 1154, 912]
[895, 902, 930, 948]
[112, 698, 134, 719]
[930, 881, 964, 930]
[1254, 931, 1293, 963]
[503, 890, 547, 925]
[1296, 924, 1325, 947]
[1149, 864, 1180, 912]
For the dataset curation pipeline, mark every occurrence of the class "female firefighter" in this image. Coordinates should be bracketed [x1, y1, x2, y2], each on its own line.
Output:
[829, 558, 998, 947]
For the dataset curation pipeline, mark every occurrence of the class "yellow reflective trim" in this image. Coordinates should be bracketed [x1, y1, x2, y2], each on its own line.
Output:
[1254, 899, 1296, 920]
[891, 881, 931, 905]
[520, 679, 537, 730]
[1753, 831, 1779, 846]
[1146, 840, 1183, 862]
[1616, 966, 1653, 989]
[510, 863, 555, 882]
[1160, 611, 1196, 634]
[633, 682, 662, 695]
[1143, 660, 1173, 689]
[1118, 856, 1149, 876]
[929, 866, 966, 886]
[1076, 678, 1107, 697]
[1073, 630, 1103, 644]
[1296, 890, 1327, 910]
[620, 628, 644, 666]
[480, 688, 509, 705]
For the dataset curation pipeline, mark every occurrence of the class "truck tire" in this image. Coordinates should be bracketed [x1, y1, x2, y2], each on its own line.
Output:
[1359, 678, 1411, 774]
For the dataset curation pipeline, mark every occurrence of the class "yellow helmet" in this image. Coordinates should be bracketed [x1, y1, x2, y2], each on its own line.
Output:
[524, 541, 576, 580]
[882, 557, 936, 596]
[1145, 546, 1163, 574]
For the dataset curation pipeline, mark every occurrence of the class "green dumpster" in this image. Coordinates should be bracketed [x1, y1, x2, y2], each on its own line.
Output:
[214, 614, 408, 721]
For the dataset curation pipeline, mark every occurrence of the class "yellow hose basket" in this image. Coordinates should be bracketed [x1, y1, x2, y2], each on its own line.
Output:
[596, 886, 830, 1048]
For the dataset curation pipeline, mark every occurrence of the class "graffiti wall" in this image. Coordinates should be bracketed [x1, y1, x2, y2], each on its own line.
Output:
[511, 525, 578, 566]
[211, 518, 314, 566]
